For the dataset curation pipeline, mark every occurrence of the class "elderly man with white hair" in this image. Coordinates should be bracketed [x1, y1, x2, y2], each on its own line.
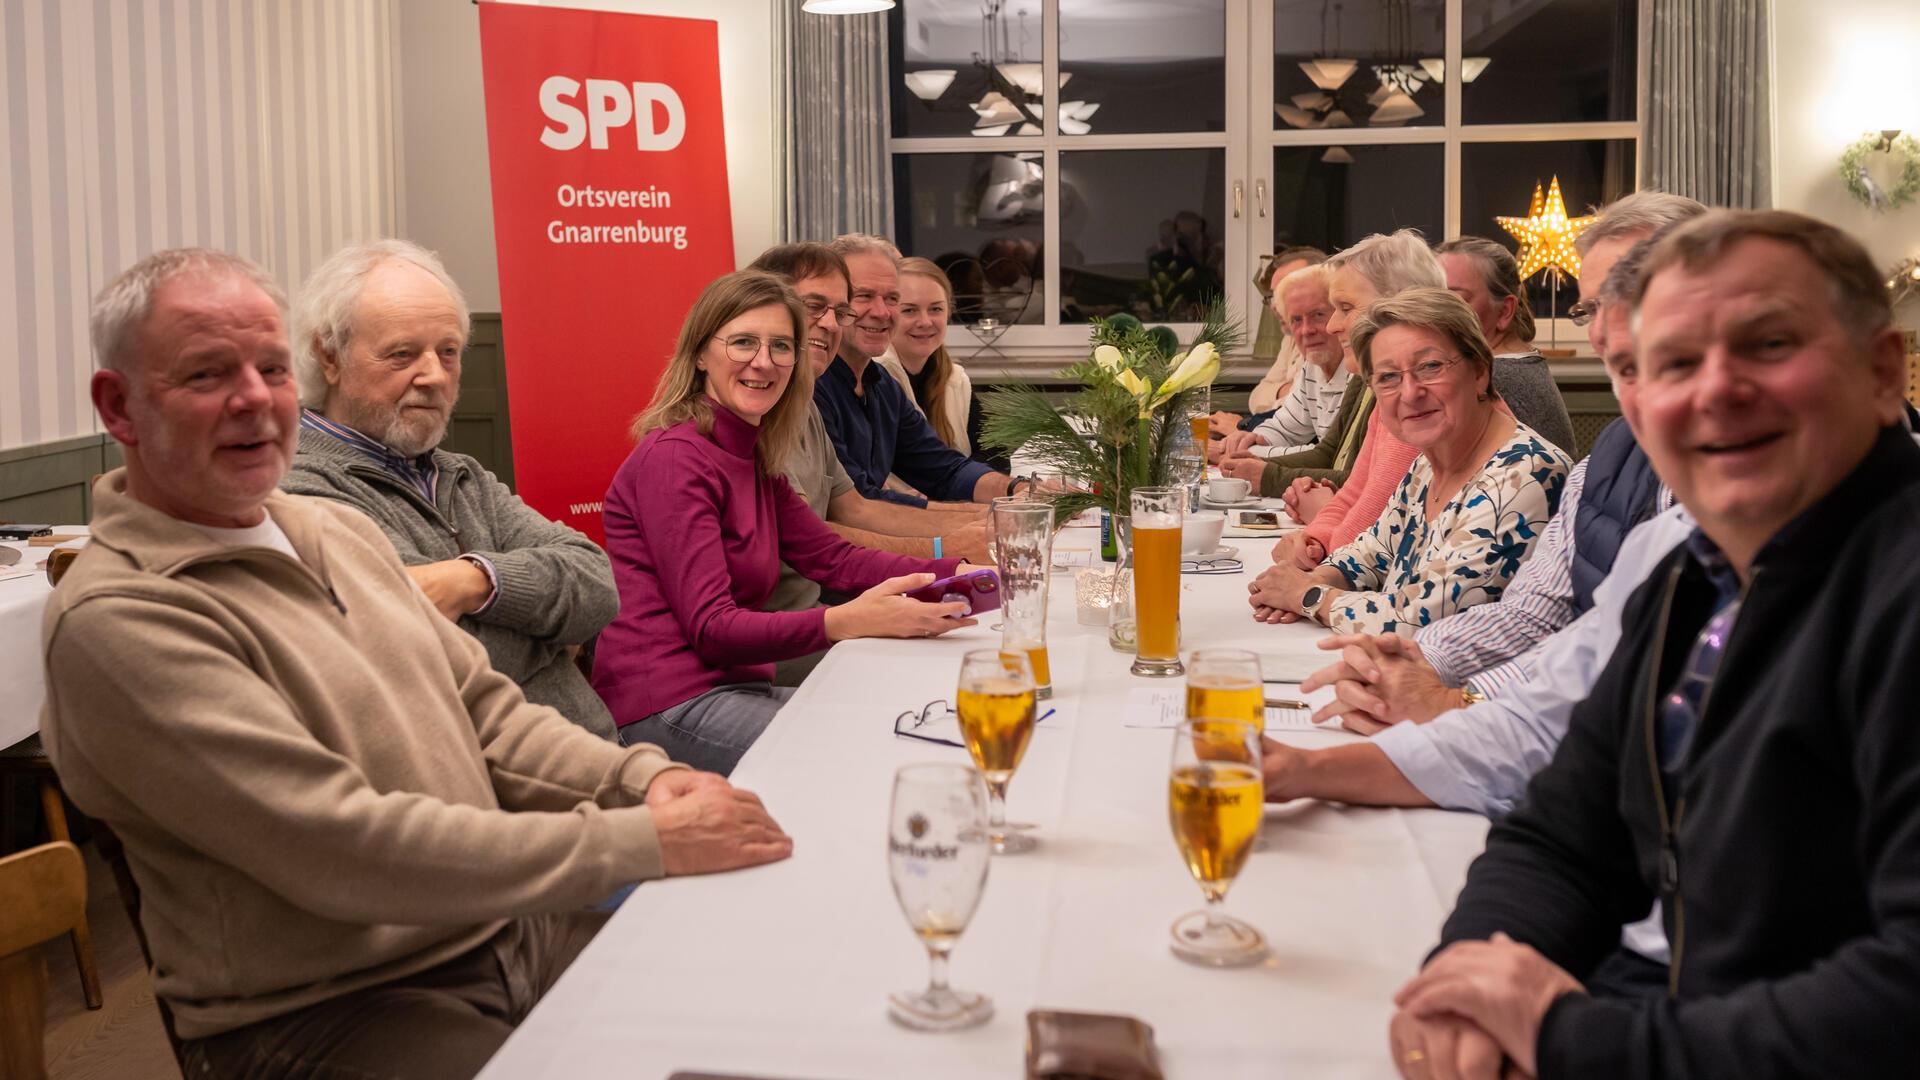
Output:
[281, 240, 620, 740]
[42, 247, 790, 1079]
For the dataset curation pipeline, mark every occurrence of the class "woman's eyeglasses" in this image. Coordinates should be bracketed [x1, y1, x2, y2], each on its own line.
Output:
[710, 334, 798, 367]
[1567, 298, 1602, 327]
[1368, 355, 1462, 395]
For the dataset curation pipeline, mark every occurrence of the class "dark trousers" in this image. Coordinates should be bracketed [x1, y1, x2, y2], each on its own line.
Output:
[179, 910, 607, 1080]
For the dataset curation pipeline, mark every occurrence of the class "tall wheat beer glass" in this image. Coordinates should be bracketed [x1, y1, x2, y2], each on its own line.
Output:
[992, 501, 1055, 699]
[956, 649, 1039, 854]
[1130, 486, 1184, 677]
[1167, 718, 1268, 966]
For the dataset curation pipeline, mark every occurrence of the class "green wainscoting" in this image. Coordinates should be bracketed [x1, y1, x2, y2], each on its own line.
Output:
[0, 434, 122, 525]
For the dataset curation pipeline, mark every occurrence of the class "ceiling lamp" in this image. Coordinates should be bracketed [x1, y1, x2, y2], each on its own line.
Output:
[1015, 122, 1041, 135]
[971, 123, 1012, 137]
[1298, 58, 1358, 91]
[904, 69, 956, 101]
[1322, 109, 1353, 128]
[1291, 91, 1335, 111]
[1276, 103, 1322, 129]
[801, 0, 895, 12]
[1417, 57, 1492, 84]
[1369, 90, 1424, 125]
[1321, 147, 1355, 164]
[1057, 100, 1100, 135]
[972, 92, 1023, 127]
[994, 63, 1069, 99]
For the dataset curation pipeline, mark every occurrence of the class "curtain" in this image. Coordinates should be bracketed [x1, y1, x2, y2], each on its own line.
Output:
[774, 5, 895, 242]
[1643, 0, 1771, 208]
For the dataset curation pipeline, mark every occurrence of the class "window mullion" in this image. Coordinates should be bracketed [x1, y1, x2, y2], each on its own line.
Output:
[1043, 0, 1061, 327]
[1445, 0, 1463, 238]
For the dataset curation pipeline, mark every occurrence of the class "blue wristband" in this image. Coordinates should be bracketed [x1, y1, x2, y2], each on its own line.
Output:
[932, 537, 944, 559]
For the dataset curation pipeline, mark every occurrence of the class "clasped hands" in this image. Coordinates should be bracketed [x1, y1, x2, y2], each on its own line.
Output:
[1299, 632, 1461, 734]
[1388, 933, 1583, 1080]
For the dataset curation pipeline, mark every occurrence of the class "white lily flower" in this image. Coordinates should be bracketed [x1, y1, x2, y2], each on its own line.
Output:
[1152, 341, 1220, 405]
[1093, 344, 1127, 372]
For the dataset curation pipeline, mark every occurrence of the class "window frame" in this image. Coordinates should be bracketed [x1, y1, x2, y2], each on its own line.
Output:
[887, 0, 1648, 375]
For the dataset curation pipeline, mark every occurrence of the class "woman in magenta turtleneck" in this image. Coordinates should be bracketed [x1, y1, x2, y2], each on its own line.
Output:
[592, 271, 977, 774]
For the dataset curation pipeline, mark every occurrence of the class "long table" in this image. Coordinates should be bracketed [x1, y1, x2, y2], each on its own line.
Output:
[479, 527, 1489, 1079]
[1, 530, 88, 750]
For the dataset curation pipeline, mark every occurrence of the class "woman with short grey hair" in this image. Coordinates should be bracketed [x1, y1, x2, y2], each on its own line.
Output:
[1248, 288, 1570, 634]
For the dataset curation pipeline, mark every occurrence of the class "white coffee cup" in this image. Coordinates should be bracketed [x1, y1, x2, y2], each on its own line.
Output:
[1181, 510, 1226, 555]
[1206, 477, 1250, 503]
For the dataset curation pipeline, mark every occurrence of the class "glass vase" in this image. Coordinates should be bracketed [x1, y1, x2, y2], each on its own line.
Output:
[1107, 517, 1136, 653]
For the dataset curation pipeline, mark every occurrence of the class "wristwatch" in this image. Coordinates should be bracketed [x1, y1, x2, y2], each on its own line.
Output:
[1459, 682, 1487, 708]
[1007, 475, 1032, 497]
[1299, 585, 1328, 620]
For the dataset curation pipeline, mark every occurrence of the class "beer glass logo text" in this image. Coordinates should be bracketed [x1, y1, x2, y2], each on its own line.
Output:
[538, 77, 686, 151]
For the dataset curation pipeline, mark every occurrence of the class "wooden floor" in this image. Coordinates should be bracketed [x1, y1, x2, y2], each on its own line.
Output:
[36, 843, 179, 1080]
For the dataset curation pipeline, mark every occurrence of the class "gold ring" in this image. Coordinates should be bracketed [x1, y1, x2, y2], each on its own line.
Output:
[1402, 1049, 1427, 1065]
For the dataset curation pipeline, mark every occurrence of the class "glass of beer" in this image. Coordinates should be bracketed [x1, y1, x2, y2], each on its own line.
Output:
[887, 762, 994, 1030]
[1188, 388, 1211, 479]
[985, 495, 1026, 631]
[1167, 718, 1268, 966]
[956, 649, 1039, 855]
[992, 501, 1055, 700]
[1184, 649, 1264, 728]
[1129, 486, 1184, 677]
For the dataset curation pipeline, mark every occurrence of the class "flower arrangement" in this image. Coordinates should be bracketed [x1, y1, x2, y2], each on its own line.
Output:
[979, 300, 1244, 521]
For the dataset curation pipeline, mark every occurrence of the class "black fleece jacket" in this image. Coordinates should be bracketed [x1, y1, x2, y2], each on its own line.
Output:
[1437, 424, 1920, 1078]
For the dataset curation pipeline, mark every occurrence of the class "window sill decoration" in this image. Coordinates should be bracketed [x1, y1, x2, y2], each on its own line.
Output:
[1840, 131, 1920, 214]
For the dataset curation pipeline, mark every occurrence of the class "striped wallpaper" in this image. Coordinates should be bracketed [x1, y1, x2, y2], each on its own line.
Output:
[0, 0, 399, 452]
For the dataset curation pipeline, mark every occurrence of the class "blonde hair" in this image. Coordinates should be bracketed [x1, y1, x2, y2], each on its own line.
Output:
[1348, 286, 1497, 402]
[631, 270, 812, 474]
[896, 256, 964, 450]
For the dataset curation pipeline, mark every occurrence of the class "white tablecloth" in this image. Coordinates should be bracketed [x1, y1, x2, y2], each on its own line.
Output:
[1, 529, 88, 749]
[479, 527, 1489, 1079]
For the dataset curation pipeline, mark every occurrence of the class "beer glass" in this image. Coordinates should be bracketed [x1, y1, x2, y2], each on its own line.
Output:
[1187, 387, 1211, 478]
[1167, 718, 1268, 966]
[956, 649, 1039, 855]
[992, 501, 1055, 700]
[1184, 649, 1264, 728]
[887, 763, 994, 1030]
[1129, 486, 1184, 677]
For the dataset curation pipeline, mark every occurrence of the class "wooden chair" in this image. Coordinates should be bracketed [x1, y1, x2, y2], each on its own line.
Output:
[0, 545, 102, 1013]
[0, 840, 87, 1080]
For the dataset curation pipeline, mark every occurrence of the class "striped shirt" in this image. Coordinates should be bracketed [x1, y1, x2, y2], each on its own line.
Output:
[1250, 359, 1348, 457]
[1416, 457, 1674, 693]
[299, 409, 440, 506]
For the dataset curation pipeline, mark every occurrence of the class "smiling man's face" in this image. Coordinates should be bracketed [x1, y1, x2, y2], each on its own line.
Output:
[1634, 235, 1905, 566]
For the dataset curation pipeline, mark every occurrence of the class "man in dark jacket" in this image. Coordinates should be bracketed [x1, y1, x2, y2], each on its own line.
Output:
[1387, 210, 1920, 1078]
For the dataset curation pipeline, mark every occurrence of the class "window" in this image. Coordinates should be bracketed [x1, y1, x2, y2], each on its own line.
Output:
[888, 0, 1641, 359]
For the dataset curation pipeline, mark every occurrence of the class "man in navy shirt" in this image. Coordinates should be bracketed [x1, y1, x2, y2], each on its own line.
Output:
[813, 234, 1028, 508]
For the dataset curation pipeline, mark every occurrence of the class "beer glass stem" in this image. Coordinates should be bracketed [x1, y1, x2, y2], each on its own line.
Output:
[985, 779, 1010, 833]
[924, 945, 952, 996]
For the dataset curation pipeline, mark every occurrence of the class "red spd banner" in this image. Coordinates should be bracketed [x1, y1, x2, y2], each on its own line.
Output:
[478, 3, 733, 542]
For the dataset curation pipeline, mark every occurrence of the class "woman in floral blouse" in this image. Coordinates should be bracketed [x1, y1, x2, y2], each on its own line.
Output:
[1247, 288, 1570, 634]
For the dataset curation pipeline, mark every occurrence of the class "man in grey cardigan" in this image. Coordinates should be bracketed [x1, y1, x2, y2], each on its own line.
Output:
[282, 240, 620, 740]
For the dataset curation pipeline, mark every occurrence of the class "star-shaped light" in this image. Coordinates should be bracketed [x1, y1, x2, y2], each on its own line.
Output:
[1496, 176, 1595, 284]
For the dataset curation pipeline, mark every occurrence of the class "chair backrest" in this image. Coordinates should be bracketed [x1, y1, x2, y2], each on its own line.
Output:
[0, 840, 87, 1080]
[46, 547, 79, 586]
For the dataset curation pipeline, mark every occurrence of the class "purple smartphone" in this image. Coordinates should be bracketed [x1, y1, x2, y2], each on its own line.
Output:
[905, 568, 1001, 616]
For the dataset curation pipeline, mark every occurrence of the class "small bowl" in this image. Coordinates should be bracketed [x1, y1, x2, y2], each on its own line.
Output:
[1181, 510, 1226, 555]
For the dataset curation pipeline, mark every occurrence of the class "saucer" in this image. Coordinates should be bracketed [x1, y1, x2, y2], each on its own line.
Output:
[1182, 544, 1240, 561]
[1202, 495, 1263, 510]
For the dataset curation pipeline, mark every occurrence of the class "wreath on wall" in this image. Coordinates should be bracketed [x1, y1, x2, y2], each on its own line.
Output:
[1840, 132, 1920, 214]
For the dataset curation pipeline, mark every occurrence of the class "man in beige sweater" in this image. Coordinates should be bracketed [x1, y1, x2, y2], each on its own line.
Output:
[42, 248, 792, 1079]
